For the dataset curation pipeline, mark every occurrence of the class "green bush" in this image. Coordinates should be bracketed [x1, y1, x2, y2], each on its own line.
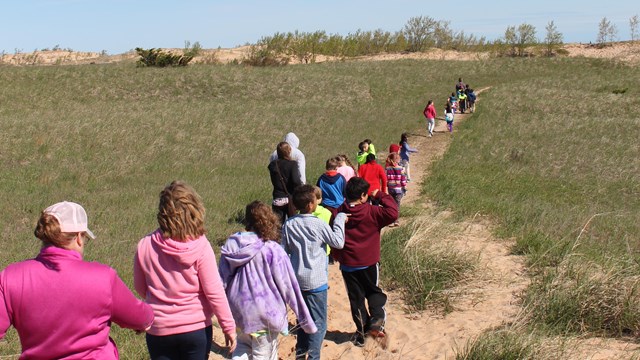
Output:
[135, 48, 194, 67]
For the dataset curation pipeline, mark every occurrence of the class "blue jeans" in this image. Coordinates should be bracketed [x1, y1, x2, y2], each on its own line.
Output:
[296, 289, 327, 360]
[146, 325, 212, 360]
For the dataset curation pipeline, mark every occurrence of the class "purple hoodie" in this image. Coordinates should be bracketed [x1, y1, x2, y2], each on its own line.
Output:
[219, 232, 317, 335]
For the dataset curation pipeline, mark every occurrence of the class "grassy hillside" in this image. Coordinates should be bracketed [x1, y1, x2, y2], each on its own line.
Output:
[0, 56, 637, 356]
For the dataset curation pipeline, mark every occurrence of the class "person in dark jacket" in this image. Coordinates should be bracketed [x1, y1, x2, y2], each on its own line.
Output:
[268, 141, 302, 223]
[332, 177, 398, 347]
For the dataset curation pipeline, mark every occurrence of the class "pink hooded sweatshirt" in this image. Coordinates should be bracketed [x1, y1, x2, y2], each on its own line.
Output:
[134, 229, 236, 336]
[0, 246, 153, 359]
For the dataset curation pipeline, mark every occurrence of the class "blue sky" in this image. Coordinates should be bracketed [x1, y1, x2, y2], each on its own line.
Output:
[1, 0, 638, 54]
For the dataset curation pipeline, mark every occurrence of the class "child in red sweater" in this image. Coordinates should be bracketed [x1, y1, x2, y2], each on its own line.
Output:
[357, 153, 387, 196]
[333, 177, 398, 346]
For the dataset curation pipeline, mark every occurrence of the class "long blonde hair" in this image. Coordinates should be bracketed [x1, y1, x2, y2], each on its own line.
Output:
[157, 180, 206, 241]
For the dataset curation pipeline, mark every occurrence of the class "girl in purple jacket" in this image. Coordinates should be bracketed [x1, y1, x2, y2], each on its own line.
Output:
[219, 201, 317, 360]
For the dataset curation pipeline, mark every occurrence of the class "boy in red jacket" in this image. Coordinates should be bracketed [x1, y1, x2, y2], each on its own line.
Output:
[332, 177, 398, 346]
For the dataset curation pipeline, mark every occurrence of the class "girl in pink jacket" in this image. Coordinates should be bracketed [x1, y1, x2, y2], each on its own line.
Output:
[134, 181, 237, 359]
[0, 201, 154, 359]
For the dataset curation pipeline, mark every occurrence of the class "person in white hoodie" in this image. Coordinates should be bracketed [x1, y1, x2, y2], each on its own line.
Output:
[269, 132, 306, 184]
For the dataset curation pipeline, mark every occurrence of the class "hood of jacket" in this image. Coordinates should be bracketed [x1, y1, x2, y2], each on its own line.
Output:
[283, 132, 300, 150]
[220, 232, 264, 272]
[149, 230, 209, 267]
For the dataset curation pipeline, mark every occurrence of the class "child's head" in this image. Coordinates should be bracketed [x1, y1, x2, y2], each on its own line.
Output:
[400, 132, 408, 144]
[358, 141, 368, 153]
[365, 153, 376, 164]
[312, 185, 323, 205]
[292, 184, 318, 214]
[276, 141, 292, 160]
[451, 92, 456, 97]
[428, 100, 433, 106]
[386, 152, 400, 166]
[326, 157, 339, 171]
[363, 139, 372, 145]
[244, 201, 280, 242]
[157, 180, 206, 241]
[346, 177, 370, 202]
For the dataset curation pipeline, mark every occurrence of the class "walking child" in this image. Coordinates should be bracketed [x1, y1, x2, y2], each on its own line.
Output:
[449, 92, 458, 113]
[219, 201, 317, 360]
[333, 178, 398, 346]
[467, 88, 477, 113]
[399, 133, 418, 182]
[457, 89, 467, 114]
[385, 152, 407, 227]
[356, 139, 376, 167]
[336, 154, 357, 182]
[134, 181, 237, 359]
[282, 185, 347, 359]
[423, 99, 437, 137]
[316, 157, 347, 221]
[445, 102, 455, 133]
[357, 153, 387, 196]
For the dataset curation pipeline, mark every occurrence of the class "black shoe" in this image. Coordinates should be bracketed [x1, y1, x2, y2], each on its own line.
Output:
[352, 333, 365, 347]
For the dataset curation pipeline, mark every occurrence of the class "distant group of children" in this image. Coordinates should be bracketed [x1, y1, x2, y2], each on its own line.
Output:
[424, 77, 477, 134]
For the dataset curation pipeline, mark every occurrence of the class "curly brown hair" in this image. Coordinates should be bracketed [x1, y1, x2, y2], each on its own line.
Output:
[157, 180, 206, 241]
[244, 201, 280, 242]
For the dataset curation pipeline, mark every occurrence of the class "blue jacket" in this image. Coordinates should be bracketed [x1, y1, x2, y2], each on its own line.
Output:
[316, 172, 346, 209]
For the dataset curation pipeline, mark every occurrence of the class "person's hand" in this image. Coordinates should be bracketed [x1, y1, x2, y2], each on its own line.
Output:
[225, 332, 237, 353]
[371, 189, 379, 197]
[345, 213, 351, 223]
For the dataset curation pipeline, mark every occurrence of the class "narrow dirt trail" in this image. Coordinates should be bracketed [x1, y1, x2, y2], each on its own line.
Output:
[211, 88, 529, 359]
[209, 88, 639, 360]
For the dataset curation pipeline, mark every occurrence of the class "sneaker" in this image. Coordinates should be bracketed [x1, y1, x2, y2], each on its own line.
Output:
[428, 133, 432, 137]
[352, 333, 365, 347]
[367, 323, 386, 338]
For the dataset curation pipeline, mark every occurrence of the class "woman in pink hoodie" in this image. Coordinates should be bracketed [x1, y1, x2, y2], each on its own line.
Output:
[134, 181, 237, 359]
[0, 201, 154, 359]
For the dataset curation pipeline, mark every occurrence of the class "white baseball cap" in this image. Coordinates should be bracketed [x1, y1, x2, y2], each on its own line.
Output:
[44, 201, 96, 239]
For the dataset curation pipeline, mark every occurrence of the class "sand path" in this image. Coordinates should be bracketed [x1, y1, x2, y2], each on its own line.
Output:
[209, 89, 638, 359]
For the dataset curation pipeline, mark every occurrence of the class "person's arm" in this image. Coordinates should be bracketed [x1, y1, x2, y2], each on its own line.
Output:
[368, 144, 376, 156]
[372, 191, 399, 228]
[197, 241, 237, 337]
[270, 246, 317, 334]
[296, 151, 306, 184]
[379, 165, 388, 194]
[323, 213, 346, 250]
[132, 248, 147, 299]
[403, 142, 418, 154]
[0, 272, 11, 339]
[110, 271, 154, 331]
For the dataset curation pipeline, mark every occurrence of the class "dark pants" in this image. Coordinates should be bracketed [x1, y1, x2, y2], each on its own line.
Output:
[341, 264, 387, 335]
[146, 326, 212, 360]
[272, 204, 289, 224]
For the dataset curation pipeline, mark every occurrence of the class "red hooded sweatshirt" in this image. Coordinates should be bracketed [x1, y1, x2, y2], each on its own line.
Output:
[332, 191, 398, 267]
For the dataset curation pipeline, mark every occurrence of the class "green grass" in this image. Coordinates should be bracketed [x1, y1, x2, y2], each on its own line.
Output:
[424, 57, 640, 336]
[380, 216, 476, 312]
[0, 59, 456, 356]
[1, 55, 638, 355]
